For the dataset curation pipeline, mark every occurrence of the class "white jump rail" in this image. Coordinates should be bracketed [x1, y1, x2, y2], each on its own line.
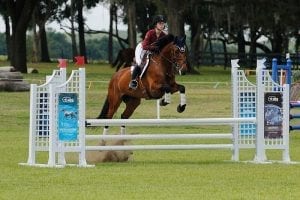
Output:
[86, 133, 232, 140]
[85, 144, 234, 151]
[85, 118, 256, 126]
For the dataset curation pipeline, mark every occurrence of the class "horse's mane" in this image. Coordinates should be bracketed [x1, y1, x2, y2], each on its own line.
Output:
[153, 34, 175, 51]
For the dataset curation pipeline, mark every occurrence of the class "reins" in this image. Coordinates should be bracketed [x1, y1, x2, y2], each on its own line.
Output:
[159, 46, 186, 75]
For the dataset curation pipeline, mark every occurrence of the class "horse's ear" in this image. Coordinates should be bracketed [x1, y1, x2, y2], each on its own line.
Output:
[181, 35, 186, 43]
[174, 36, 178, 44]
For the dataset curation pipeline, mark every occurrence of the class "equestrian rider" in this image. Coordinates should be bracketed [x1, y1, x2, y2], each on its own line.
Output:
[129, 15, 167, 90]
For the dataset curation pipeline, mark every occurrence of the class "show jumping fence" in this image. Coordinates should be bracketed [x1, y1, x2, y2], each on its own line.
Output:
[20, 57, 292, 168]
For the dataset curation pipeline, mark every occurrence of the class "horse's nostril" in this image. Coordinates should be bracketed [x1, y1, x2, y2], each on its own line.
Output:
[181, 71, 186, 75]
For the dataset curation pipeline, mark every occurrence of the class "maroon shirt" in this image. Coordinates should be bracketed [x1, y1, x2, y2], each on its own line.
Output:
[142, 29, 166, 51]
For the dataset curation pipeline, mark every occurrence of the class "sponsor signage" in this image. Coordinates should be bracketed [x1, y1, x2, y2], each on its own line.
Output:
[58, 93, 78, 141]
[264, 92, 283, 138]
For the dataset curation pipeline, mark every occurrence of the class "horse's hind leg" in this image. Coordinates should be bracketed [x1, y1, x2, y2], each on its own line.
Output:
[102, 97, 122, 135]
[121, 97, 141, 119]
[120, 97, 141, 134]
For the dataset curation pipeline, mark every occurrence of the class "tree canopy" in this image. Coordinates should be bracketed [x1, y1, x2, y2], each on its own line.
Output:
[0, 0, 299, 71]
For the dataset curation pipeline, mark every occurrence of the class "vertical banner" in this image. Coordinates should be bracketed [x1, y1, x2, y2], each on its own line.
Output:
[264, 92, 283, 138]
[58, 93, 78, 141]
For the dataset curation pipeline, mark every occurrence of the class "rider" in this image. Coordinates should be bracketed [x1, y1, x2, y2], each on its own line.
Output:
[129, 15, 167, 90]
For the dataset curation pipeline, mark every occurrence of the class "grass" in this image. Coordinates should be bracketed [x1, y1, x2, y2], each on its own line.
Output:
[1, 62, 300, 199]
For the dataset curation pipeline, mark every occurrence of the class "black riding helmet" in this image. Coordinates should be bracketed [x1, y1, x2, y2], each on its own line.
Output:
[152, 15, 166, 26]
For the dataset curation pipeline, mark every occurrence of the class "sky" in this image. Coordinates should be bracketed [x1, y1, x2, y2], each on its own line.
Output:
[0, 4, 126, 33]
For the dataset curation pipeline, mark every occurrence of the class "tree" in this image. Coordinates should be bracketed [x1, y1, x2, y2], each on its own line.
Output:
[126, 0, 136, 48]
[6, 0, 37, 73]
[33, 0, 61, 62]
[166, 0, 185, 36]
[76, 0, 88, 63]
[108, 3, 115, 64]
[135, 1, 157, 39]
[0, 2, 10, 60]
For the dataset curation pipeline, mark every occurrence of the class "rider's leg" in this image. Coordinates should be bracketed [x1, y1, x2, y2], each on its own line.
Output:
[129, 65, 141, 89]
[129, 44, 144, 90]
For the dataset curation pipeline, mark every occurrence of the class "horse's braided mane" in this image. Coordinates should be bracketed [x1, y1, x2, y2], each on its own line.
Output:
[153, 34, 175, 51]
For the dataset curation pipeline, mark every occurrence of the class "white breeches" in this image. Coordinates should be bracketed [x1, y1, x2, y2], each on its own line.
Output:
[135, 42, 146, 66]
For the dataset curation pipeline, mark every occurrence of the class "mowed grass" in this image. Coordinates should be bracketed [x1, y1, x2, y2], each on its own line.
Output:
[1, 62, 300, 199]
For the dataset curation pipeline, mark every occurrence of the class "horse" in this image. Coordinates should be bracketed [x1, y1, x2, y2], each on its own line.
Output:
[111, 48, 135, 72]
[97, 34, 188, 134]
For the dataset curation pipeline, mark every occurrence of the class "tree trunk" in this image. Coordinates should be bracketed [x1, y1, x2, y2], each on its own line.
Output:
[108, 4, 115, 64]
[222, 39, 228, 69]
[114, 11, 126, 50]
[296, 33, 300, 53]
[208, 36, 214, 64]
[167, 0, 185, 36]
[10, 32, 27, 73]
[31, 8, 39, 63]
[6, 0, 37, 73]
[272, 23, 283, 54]
[127, 0, 136, 48]
[249, 28, 257, 68]
[70, 0, 78, 61]
[77, 0, 87, 63]
[190, 24, 201, 66]
[237, 27, 246, 65]
[4, 13, 10, 61]
[32, 22, 40, 62]
[39, 24, 51, 62]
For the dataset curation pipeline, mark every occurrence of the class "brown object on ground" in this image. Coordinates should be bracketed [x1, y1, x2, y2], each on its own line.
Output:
[0, 71, 30, 91]
[86, 139, 133, 163]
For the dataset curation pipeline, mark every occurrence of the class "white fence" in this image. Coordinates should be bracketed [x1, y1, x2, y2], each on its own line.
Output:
[20, 59, 291, 168]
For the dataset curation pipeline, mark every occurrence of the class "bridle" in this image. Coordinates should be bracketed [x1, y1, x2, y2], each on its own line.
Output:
[160, 45, 186, 75]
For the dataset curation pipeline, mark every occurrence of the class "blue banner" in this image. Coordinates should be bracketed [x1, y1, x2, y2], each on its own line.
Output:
[239, 92, 256, 135]
[58, 93, 78, 141]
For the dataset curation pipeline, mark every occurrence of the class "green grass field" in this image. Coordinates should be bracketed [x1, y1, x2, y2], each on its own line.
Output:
[1, 62, 300, 199]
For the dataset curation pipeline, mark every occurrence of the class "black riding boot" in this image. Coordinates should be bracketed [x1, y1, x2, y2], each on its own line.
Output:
[129, 65, 141, 90]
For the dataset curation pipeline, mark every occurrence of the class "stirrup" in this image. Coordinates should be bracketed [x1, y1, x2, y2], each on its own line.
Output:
[129, 80, 138, 90]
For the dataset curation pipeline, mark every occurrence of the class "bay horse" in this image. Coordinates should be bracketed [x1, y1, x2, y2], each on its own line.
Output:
[97, 34, 188, 134]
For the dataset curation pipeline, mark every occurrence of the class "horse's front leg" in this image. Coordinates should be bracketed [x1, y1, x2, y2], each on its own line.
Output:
[167, 83, 186, 113]
[176, 84, 186, 113]
[159, 85, 171, 106]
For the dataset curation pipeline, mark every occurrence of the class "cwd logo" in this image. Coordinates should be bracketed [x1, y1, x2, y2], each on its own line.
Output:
[267, 96, 279, 102]
[62, 96, 75, 103]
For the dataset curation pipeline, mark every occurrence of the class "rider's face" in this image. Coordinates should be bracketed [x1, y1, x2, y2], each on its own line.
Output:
[156, 22, 165, 31]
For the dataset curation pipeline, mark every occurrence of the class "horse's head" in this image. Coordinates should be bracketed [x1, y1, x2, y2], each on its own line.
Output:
[171, 35, 188, 75]
[154, 34, 188, 75]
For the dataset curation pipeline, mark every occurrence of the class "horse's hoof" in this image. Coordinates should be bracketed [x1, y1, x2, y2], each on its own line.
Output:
[160, 99, 169, 106]
[177, 104, 186, 113]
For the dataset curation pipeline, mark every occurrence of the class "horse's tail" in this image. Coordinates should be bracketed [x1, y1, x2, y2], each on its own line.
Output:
[97, 97, 109, 119]
[111, 50, 122, 68]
